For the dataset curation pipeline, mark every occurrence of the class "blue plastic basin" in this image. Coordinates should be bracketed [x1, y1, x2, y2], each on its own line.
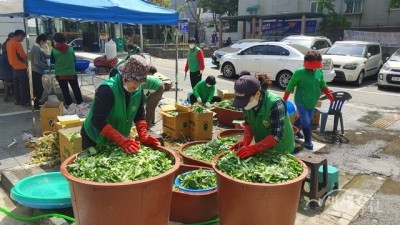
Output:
[286, 100, 296, 115]
[174, 170, 217, 193]
[75, 60, 90, 72]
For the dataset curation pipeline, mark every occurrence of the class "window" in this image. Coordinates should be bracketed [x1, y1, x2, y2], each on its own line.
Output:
[243, 45, 268, 55]
[223, 21, 238, 33]
[367, 45, 381, 56]
[265, 45, 290, 56]
[346, 1, 363, 14]
[389, 0, 400, 9]
[310, 1, 323, 13]
[312, 40, 331, 50]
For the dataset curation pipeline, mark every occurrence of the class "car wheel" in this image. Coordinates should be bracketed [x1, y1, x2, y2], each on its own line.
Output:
[276, 71, 293, 89]
[222, 63, 236, 78]
[355, 71, 364, 86]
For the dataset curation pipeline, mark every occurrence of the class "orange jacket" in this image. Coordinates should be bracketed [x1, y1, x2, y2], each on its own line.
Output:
[7, 39, 27, 70]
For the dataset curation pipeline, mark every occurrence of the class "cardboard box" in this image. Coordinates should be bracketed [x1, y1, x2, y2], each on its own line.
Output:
[312, 100, 322, 125]
[217, 89, 235, 100]
[161, 104, 192, 139]
[55, 115, 85, 130]
[58, 126, 83, 162]
[40, 101, 64, 133]
[190, 111, 213, 140]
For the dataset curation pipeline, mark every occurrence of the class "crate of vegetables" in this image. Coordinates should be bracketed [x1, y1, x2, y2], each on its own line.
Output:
[213, 99, 244, 127]
[58, 126, 82, 162]
[61, 144, 180, 225]
[217, 89, 235, 100]
[190, 104, 214, 140]
[161, 104, 192, 139]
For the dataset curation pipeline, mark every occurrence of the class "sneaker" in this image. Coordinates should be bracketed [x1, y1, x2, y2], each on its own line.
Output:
[304, 143, 314, 150]
[21, 102, 31, 106]
[296, 132, 304, 139]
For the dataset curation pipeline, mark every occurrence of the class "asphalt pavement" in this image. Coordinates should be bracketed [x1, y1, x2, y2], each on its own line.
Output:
[0, 53, 399, 225]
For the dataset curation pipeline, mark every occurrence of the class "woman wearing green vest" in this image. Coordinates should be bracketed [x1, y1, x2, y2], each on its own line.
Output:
[230, 74, 295, 159]
[142, 66, 164, 126]
[51, 33, 83, 106]
[189, 75, 221, 107]
[283, 50, 334, 150]
[81, 56, 160, 153]
[184, 37, 205, 88]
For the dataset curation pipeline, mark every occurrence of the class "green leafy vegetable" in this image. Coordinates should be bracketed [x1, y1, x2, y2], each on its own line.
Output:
[165, 111, 179, 117]
[67, 145, 173, 183]
[216, 99, 241, 111]
[179, 169, 217, 190]
[192, 103, 208, 113]
[216, 150, 303, 184]
[184, 138, 237, 163]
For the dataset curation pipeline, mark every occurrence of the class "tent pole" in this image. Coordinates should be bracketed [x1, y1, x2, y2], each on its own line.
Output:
[175, 26, 178, 103]
[139, 24, 144, 51]
[24, 17, 37, 136]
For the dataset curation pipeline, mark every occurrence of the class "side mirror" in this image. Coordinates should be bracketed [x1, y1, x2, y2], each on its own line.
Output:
[385, 57, 389, 61]
[366, 53, 371, 58]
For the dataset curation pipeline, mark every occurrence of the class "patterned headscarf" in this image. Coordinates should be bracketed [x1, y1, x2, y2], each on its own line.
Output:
[118, 55, 149, 82]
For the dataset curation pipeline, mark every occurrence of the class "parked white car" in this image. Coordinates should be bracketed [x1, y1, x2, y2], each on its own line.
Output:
[377, 48, 400, 89]
[281, 35, 332, 53]
[220, 42, 335, 89]
[323, 41, 383, 86]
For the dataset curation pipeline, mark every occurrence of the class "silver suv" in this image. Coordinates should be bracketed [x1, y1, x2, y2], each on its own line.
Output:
[281, 35, 332, 53]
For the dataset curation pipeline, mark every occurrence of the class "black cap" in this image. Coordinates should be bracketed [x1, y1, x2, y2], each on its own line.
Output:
[8, 32, 14, 38]
[14, 29, 26, 37]
[233, 75, 260, 108]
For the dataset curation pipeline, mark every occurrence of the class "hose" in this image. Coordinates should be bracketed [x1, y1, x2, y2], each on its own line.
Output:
[0, 207, 76, 222]
[183, 218, 220, 225]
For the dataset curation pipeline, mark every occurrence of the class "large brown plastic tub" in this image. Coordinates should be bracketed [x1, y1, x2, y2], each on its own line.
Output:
[212, 152, 308, 225]
[60, 146, 180, 225]
[217, 129, 244, 140]
[179, 141, 211, 168]
[170, 164, 218, 223]
[212, 107, 244, 127]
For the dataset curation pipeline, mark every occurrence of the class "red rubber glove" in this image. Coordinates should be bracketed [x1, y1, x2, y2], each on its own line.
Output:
[282, 91, 290, 102]
[101, 124, 140, 154]
[230, 124, 253, 151]
[322, 87, 334, 103]
[236, 135, 278, 159]
[135, 120, 161, 147]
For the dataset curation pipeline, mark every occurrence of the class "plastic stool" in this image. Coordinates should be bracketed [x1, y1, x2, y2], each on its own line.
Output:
[318, 165, 339, 193]
[296, 152, 328, 208]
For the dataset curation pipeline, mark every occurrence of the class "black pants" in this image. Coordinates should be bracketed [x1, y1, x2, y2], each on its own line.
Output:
[190, 71, 202, 89]
[12, 69, 30, 104]
[32, 71, 44, 107]
[56, 76, 83, 106]
[189, 94, 221, 104]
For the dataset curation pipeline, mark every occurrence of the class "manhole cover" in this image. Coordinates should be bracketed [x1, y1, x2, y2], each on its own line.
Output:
[371, 114, 399, 129]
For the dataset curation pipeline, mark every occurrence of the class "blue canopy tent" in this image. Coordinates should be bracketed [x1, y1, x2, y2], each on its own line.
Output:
[0, 0, 180, 135]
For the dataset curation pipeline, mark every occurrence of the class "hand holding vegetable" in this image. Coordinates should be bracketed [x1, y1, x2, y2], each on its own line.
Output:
[197, 97, 202, 103]
[101, 124, 140, 153]
[230, 124, 253, 151]
[236, 135, 277, 159]
[136, 120, 161, 147]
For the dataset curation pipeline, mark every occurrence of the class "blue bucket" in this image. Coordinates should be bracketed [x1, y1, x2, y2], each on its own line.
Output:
[286, 101, 296, 115]
[174, 170, 217, 193]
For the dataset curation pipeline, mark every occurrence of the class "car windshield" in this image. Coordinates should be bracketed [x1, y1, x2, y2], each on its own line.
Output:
[389, 50, 400, 61]
[325, 44, 365, 57]
[281, 39, 313, 48]
[229, 42, 258, 49]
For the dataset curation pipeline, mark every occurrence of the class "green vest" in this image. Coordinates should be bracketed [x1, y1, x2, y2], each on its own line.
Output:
[193, 80, 215, 103]
[244, 91, 295, 153]
[84, 74, 142, 145]
[187, 47, 200, 72]
[141, 75, 162, 91]
[52, 47, 76, 76]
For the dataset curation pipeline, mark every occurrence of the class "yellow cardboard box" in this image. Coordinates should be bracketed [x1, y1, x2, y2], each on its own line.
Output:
[217, 89, 235, 100]
[190, 111, 213, 140]
[40, 101, 64, 133]
[55, 115, 85, 130]
[161, 104, 192, 139]
[58, 126, 82, 162]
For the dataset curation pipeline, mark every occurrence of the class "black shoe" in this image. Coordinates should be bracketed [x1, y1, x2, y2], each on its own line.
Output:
[34, 105, 40, 110]
[21, 102, 31, 106]
[14, 102, 20, 105]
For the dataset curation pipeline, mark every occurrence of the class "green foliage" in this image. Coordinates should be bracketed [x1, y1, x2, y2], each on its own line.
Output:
[178, 169, 217, 190]
[148, 0, 171, 8]
[389, 0, 400, 9]
[184, 138, 237, 163]
[201, 0, 238, 17]
[318, 0, 351, 40]
[67, 145, 173, 183]
[216, 151, 303, 183]
[216, 99, 241, 111]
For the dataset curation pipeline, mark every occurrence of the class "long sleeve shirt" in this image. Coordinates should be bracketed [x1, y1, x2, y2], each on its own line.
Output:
[184, 48, 205, 73]
[6, 39, 27, 70]
[192, 80, 215, 103]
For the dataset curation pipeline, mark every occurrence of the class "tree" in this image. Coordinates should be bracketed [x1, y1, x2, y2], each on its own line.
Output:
[147, 0, 171, 7]
[318, 0, 351, 41]
[201, 0, 238, 32]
